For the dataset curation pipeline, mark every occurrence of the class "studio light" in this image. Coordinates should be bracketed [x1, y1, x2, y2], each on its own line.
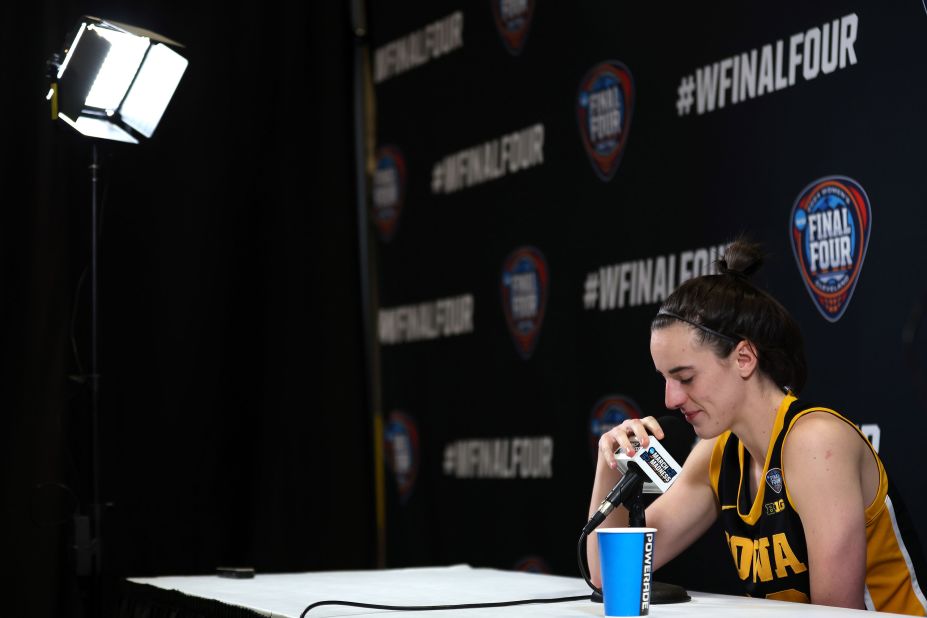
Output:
[47, 16, 188, 143]
[43, 18, 190, 609]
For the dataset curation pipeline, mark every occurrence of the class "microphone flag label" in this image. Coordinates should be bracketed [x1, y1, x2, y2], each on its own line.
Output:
[372, 146, 407, 242]
[615, 435, 683, 494]
[790, 175, 872, 322]
[577, 60, 635, 181]
[501, 246, 549, 359]
[491, 0, 535, 55]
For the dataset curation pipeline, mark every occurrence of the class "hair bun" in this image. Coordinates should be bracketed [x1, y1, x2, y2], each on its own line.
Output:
[717, 237, 764, 279]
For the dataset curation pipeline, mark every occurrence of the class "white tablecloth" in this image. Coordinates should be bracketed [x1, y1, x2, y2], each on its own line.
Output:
[129, 564, 905, 617]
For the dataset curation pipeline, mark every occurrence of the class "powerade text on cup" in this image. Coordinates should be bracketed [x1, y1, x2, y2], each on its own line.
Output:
[596, 528, 656, 617]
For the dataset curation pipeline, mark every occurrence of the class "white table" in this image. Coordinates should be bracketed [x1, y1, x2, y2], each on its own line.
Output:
[129, 564, 907, 617]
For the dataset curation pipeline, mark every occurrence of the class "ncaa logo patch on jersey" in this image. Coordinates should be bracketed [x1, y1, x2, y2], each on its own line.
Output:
[372, 146, 407, 242]
[384, 411, 419, 504]
[491, 0, 535, 55]
[577, 61, 634, 181]
[790, 176, 871, 322]
[589, 395, 642, 458]
[766, 467, 784, 494]
[501, 246, 549, 359]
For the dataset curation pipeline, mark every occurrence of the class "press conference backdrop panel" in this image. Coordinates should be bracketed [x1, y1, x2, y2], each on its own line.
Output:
[367, 1, 927, 585]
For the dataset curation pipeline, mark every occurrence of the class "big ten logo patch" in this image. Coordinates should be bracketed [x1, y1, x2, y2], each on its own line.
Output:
[764, 499, 786, 516]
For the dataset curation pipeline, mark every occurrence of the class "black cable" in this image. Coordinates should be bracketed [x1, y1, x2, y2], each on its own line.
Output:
[577, 530, 604, 603]
[300, 594, 590, 617]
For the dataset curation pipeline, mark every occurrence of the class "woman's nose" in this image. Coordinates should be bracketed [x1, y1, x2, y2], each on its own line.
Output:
[664, 380, 687, 410]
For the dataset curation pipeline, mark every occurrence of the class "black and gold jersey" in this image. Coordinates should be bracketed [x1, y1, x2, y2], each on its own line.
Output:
[708, 395, 926, 615]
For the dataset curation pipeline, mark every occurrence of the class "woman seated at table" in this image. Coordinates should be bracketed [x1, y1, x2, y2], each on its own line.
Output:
[588, 238, 926, 615]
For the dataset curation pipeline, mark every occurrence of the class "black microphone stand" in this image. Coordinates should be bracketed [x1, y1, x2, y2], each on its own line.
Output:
[578, 482, 690, 604]
[625, 488, 690, 604]
[625, 485, 646, 529]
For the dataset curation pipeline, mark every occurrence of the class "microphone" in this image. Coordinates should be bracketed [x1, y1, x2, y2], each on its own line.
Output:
[583, 416, 692, 535]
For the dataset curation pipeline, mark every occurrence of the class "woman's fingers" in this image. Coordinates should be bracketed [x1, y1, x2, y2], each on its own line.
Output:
[599, 416, 665, 469]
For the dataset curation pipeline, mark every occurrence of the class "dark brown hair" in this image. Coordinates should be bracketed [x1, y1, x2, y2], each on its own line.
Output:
[651, 239, 807, 393]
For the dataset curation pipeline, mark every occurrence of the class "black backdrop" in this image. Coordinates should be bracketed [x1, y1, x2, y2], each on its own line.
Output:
[370, 0, 927, 594]
[4, 1, 927, 617]
[3, 2, 372, 616]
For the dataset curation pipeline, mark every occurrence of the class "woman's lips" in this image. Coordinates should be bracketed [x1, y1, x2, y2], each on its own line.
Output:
[681, 409, 700, 422]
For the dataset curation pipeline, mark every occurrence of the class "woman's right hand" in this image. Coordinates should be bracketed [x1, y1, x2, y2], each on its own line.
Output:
[597, 415, 666, 471]
[587, 417, 667, 587]
[588, 422, 719, 588]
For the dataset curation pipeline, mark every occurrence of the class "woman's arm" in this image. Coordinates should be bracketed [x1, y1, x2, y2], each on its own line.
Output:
[782, 413, 876, 610]
[586, 418, 720, 588]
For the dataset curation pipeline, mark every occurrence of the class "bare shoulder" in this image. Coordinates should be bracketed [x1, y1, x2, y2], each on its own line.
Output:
[782, 410, 873, 512]
[782, 409, 866, 459]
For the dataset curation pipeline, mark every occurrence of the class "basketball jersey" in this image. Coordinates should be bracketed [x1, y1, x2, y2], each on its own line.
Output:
[708, 395, 927, 615]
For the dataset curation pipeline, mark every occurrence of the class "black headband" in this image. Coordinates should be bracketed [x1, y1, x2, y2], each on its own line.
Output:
[655, 309, 740, 345]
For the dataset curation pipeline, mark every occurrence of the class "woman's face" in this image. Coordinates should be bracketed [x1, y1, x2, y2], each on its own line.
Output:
[650, 322, 744, 439]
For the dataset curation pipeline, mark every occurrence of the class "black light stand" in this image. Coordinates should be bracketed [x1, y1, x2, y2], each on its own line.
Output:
[46, 15, 189, 614]
[64, 140, 108, 615]
[88, 140, 103, 602]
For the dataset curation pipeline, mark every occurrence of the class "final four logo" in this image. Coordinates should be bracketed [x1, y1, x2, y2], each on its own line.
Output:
[577, 61, 634, 181]
[384, 411, 419, 504]
[589, 395, 642, 459]
[372, 146, 406, 242]
[491, 0, 535, 55]
[790, 176, 872, 322]
[501, 246, 548, 359]
[766, 468, 784, 494]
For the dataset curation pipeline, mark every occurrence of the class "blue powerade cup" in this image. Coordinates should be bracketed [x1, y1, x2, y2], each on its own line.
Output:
[596, 528, 657, 617]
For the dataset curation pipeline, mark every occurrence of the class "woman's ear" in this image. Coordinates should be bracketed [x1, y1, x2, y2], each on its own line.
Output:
[735, 340, 759, 379]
